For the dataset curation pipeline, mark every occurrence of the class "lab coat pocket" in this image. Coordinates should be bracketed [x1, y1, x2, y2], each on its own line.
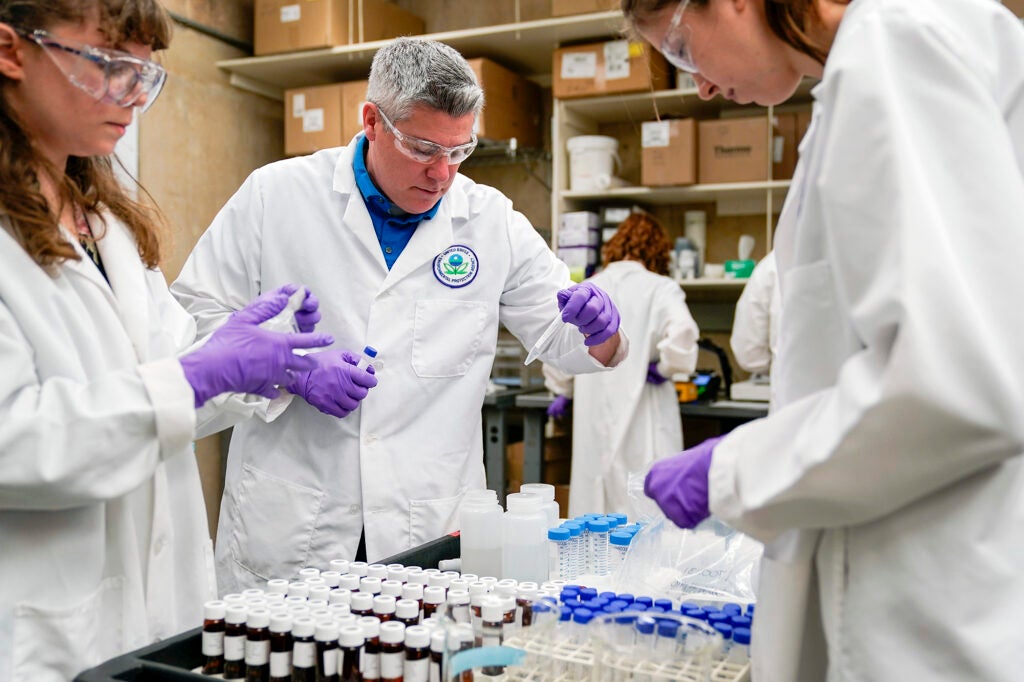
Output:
[411, 300, 487, 377]
[409, 489, 465, 548]
[227, 464, 324, 582]
[13, 576, 125, 680]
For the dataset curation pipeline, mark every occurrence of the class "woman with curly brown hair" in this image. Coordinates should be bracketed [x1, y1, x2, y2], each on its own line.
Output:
[0, 1, 335, 677]
[544, 212, 699, 516]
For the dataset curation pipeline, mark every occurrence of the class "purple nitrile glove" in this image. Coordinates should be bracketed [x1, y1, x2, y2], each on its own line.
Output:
[556, 282, 620, 347]
[293, 289, 321, 333]
[644, 435, 725, 529]
[547, 394, 571, 419]
[179, 285, 334, 408]
[647, 361, 668, 385]
[287, 349, 379, 418]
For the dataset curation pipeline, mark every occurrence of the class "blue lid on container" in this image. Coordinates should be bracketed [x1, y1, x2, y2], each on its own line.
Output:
[635, 596, 653, 608]
[599, 592, 617, 601]
[561, 523, 582, 537]
[362, 346, 378, 358]
[572, 608, 594, 625]
[635, 618, 656, 635]
[559, 606, 573, 621]
[722, 603, 743, 615]
[654, 599, 673, 611]
[582, 599, 603, 611]
[683, 608, 707, 621]
[616, 593, 635, 604]
[587, 518, 610, 533]
[580, 587, 598, 600]
[609, 600, 629, 611]
[731, 616, 752, 629]
[646, 607, 666, 615]
[746, 603, 756, 616]
[713, 623, 734, 639]
[657, 620, 680, 638]
[733, 627, 752, 645]
[680, 601, 702, 611]
[548, 527, 570, 541]
[707, 611, 730, 624]
[605, 604, 624, 614]
[611, 513, 628, 524]
[609, 531, 632, 547]
[615, 613, 637, 625]
[602, 515, 621, 529]
[627, 604, 648, 613]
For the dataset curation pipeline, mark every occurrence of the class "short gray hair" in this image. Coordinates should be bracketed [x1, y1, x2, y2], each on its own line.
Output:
[366, 37, 484, 122]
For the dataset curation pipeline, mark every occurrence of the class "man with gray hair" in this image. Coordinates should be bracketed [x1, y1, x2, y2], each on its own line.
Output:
[172, 37, 627, 592]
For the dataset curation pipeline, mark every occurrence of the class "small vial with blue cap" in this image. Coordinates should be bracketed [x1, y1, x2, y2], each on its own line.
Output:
[356, 345, 378, 371]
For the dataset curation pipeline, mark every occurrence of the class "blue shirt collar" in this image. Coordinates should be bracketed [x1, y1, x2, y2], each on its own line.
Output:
[352, 135, 441, 224]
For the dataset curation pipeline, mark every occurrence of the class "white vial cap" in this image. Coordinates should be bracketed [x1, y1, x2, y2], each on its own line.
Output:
[373, 595, 397, 615]
[226, 604, 249, 624]
[329, 603, 352, 616]
[204, 600, 227, 620]
[405, 625, 430, 649]
[307, 600, 329, 609]
[266, 579, 290, 595]
[427, 573, 452, 589]
[380, 621, 406, 644]
[339, 625, 365, 648]
[329, 559, 351, 574]
[479, 577, 498, 587]
[246, 608, 271, 629]
[395, 599, 420, 620]
[381, 580, 404, 597]
[351, 592, 374, 612]
[517, 584, 539, 599]
[459, 574, 479, 583]
[309, 608, 333, 621]
[285, 595, 307, 605]
[287, 582, 310, 599]
[315, 620, 339, 642]
[402, 583, 424, 601]
[367, 564, 388, 580]
[309, 586, 332, 602]
[305, 577, 326, 589]
[405, 571, 428, 587]
[480, 596, 503, 623]
[338, 574, 361, 592]
[270, 613, 293, 633]
[264, 593, 286, 603]
[423, 586, 446, 605]
[288, 604, 311, 616]
[360, 577, 383, 594]
[449, 578, 471, 592]
[223, 593, 246, 604]
[447, 589, 470, 606]
[468, 581, 489, 596]
[494, 580, 518, 597]
[329, 588, 352, 606]
[335, 613, 358, 629]
[387, 566, 409, 583]
[298, 567, 321, 579]
[349, 561, 369, 577]
[292, 616, 316, 638]
[319, 571, 341, 588]
[359, 615, 381, 637]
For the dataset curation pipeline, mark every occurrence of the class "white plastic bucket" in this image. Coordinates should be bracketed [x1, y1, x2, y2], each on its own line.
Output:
[567, 135, 620, 192]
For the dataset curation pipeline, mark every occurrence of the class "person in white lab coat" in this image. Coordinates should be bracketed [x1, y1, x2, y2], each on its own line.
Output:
[172, 37, 626, 593]
[544, 213, 699, 516]
[626, 0, 1024, 680]
[0, 2, 335, 679]
[729, 250, 780, 402]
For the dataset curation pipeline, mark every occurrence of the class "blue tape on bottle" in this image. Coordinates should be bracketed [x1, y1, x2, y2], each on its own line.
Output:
[448, 645, 527, 676]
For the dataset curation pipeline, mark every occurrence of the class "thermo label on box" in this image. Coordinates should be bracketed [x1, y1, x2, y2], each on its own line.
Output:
[561, 52, 597, 79]
[604, 40, 631, 80]
[642, 121, 670, 148]
[302, 108, 325, 133]
[291, 93, 305, 117]
[279, 4, 300, 22]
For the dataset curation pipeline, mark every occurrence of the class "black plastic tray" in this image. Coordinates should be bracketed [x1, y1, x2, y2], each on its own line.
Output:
[74, 532, 461, 680]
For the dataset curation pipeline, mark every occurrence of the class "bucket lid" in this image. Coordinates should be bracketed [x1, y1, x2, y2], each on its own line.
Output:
[567, 135, 619, 153]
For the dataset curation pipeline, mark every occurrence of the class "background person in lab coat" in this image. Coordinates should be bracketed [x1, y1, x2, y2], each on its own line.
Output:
[544, 213, 700, 516]
[172, 37, 626, 594]
[729, 250, 779, 401]
[0, 1, 335, 679]
[626, 0, 1024, 680]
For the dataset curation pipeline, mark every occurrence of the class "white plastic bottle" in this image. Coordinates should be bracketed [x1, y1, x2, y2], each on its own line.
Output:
[501, 493, 548, 583]
[519, 483, 560, 528]
[459, 489, 503, 578]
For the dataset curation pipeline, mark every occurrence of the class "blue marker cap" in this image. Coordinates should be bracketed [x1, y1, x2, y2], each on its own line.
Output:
[733, 627, 752, 645]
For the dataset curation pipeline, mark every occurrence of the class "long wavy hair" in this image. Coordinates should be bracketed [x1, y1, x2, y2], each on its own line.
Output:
[0, 0, 172, 270]
[602, 212, 672, 276]
[620, 0, 840, 66]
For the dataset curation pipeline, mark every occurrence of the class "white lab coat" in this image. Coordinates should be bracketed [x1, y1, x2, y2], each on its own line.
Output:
[729, 251, 779, 375]
[707, 0, 1024, 680]
[0, 216, 215, 681]
[172, 139, 623, 593]
[544, 261, 699, 516]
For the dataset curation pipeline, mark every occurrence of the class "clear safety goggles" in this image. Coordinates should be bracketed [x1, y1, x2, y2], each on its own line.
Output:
[16, 28, 166, 113]
[661, 0, 697, 74]
[375, 105, 477, 165]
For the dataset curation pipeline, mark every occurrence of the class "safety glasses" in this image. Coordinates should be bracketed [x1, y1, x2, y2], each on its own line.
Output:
[375, 105, 477, 165]
[16, 28, 166, 113]
[661, 0, 697, 74]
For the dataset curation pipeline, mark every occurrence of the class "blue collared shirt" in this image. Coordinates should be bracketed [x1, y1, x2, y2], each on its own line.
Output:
[352, 136, 441, 270]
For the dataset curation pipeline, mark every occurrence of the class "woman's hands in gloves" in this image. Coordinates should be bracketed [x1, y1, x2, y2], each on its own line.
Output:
[180, 284, 334, 408]
[644, 436, 725, 528]
[557, 282, 620, 347]
[646, 361, 668, 385]
[547, 395, 571, 419]
[287, 350, 379, 418]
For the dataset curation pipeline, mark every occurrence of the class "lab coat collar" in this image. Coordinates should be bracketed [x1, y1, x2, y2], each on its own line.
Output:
[93, 213, 151, 361]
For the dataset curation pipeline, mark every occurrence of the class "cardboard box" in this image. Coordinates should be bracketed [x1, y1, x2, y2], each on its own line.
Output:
[285, 80, 367, 156]
[552, 0, 614, 17]
[467, 58, 542, 148]
[698, 117, 770, 184]
[553, 39, 670, 99]
[772, 112, 798, 180]
[255, 0, 424, 56]
[554, 484, 570, 519]
[1004, 0, 1024, 18]
[641, 118, 697, 186]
